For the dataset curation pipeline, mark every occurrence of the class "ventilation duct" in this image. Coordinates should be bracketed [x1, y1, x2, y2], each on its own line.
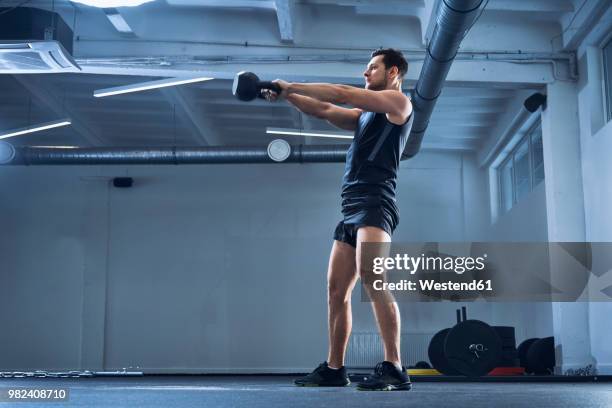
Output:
[402, 0, 484, 159]
[2, 144, 349, 165]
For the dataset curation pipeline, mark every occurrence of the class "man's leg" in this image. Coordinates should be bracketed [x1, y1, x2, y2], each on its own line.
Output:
[356, 226, 401, 367]
[294, 236, 357, 387]
[327, 240, 359, 368]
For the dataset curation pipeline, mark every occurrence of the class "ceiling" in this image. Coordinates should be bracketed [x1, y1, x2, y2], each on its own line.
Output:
[0, 0, 607, 155]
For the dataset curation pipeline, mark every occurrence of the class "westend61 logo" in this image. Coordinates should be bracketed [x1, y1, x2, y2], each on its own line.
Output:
[372, 253, 487, 275]
[360, 242, 612, 302]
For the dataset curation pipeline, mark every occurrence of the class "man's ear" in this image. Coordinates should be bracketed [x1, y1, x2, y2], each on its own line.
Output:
[389, 66, 399, 80]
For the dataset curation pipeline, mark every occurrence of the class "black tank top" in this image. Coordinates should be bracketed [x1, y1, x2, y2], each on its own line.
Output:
[341, 108, 414, 224]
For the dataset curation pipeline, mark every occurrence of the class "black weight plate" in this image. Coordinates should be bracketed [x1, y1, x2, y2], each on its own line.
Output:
[494, 326, 516, 349]
[428, 328, 461, 375]
[444, 320, 503, 377]
[526, 336, 555, 375]
[499, 350, 519, 367]
[493, 326, 515, 339]
[415, 361, 431, 369]
[517, 338, 540, 371]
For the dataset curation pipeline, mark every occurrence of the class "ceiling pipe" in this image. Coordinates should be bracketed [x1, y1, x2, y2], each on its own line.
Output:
[1, 144, 349, 165]
[402, 0, 485, 159]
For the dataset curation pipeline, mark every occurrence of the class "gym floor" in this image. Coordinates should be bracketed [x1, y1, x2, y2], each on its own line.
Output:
[2, 376, 612, 408]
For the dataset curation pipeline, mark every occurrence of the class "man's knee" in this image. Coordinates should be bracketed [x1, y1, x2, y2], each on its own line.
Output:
[328, 279, 354, 306]
[358, 268, 380, 296]
[357, 263, 395, 303]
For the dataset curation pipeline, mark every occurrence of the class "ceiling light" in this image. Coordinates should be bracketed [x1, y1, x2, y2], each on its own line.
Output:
[0, 119, 72, 140]
[104, 9, 134, 34]
[30, 145, 79, 149]
[266, 127, 354, 139]
[70, 0, 155, 7]
[94, 76, 214, 97]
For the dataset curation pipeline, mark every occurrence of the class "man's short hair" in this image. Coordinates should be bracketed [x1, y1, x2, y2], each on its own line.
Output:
[371, 48, 408, 80]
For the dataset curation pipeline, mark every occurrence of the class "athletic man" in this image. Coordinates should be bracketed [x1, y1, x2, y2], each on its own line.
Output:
[263, 48, 413, 391]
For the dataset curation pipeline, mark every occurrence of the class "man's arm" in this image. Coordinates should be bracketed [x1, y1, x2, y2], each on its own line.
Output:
[283, 82, 411, 124]
[286, 93, 361, 131]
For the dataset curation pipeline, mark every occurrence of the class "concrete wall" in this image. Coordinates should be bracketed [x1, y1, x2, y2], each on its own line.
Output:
[0, 151, 476, 372]
[486, 182, 548, 242]
[483, 182, 554, 343]
[0, 147, 557, 372]
[577, 40, 612, 374]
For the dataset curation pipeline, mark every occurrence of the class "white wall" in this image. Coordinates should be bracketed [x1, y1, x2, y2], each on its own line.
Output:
[484, 182, 554, 343]
[0, 143, 564, 373]
[486, 182, 548, 242]
[577, 39, 612, 374]
[0, 151, 494, 372]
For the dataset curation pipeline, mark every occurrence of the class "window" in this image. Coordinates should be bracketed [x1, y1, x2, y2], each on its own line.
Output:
[514, 140, 530, 202]
[499, 159, 514, 214]
[604, 37, 612, 122]
[498, 121, 544, 214]
[531, 126, 544, 186]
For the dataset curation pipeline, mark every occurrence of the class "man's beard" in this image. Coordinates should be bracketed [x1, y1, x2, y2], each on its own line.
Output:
[367, 77, 388, 91]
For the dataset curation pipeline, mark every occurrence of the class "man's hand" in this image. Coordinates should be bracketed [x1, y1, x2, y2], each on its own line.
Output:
[262, 79, 290, 102]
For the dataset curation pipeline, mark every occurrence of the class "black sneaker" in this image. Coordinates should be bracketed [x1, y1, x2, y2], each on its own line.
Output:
[294, 362, 350, 387]
[357, 361, 412, 391]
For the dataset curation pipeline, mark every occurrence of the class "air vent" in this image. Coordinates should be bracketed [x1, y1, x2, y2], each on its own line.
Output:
[0, 41, 80, 73]
[0, 6, 79, 73]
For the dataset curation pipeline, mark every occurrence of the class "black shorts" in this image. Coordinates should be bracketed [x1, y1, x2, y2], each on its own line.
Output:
[333, 216, 393, 249]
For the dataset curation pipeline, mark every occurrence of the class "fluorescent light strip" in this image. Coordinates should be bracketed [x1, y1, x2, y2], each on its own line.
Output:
[70, 0, 155, 7]
[94, 77, 214, 98]
[267, 127, 354, 139]
[30, 145, 79, 149]
[0, 119, 72, 140]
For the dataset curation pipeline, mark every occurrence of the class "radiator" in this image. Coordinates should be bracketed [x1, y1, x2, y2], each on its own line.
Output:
[345, 332, 433, 369]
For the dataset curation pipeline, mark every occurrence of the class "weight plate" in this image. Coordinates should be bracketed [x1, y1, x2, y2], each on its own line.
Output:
[493, 326, 516, 349]
[526, 336, 555, 375]
[517, 338, 540, 371]
[415, 361, 431, 369]
[428, 328, 461, 375]
[444, 320, 503, 377]
[493, 326, 515, 338]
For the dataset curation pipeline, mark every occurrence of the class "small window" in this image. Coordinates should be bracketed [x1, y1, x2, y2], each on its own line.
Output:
[531, 126, 544, 186]
[499, 159, 514, 213]
[514, 140, 530, 202]
[604, 37, 612, 122]
[498, 120, 544, 214]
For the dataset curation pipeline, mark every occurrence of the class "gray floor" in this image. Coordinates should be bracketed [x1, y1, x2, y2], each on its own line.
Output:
[1, 376, 612, 408]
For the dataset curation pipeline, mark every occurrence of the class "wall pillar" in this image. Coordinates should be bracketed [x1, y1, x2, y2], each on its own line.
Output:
[541, 80, 592, 374]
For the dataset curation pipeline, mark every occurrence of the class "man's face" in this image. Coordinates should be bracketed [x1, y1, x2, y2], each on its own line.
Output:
[363, 55, 389, 91]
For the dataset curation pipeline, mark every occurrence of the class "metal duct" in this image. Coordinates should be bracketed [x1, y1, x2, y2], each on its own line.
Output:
[3, 144, 349, 165]
[402, 0, 485, 159]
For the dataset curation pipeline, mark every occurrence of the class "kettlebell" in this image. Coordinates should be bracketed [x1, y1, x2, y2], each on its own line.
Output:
[232, 71, 283, 102]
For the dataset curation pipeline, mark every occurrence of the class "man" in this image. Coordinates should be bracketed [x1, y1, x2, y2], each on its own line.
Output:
[263, 48, 413, 391]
